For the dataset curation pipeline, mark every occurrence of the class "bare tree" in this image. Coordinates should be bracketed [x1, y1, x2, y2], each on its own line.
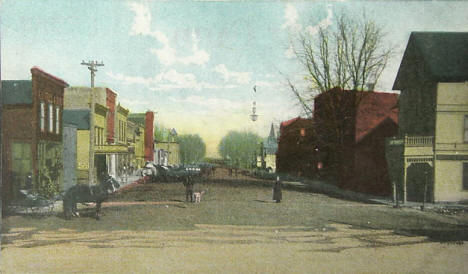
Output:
[288, 12, 394, 182]
[293, 13, 392, 99]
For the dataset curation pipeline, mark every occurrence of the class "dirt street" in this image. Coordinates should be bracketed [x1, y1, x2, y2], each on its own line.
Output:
[2, 173, 468, 273]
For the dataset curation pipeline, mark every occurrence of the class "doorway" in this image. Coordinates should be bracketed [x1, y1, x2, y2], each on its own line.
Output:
[407, 163, 433, 203]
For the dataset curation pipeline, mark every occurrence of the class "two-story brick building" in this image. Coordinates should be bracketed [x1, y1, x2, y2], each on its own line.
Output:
[390, 32, 468, 203]
[2, 67, 68, 207]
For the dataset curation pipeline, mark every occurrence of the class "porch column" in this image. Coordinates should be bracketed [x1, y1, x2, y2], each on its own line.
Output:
[403, 159, 408, 204]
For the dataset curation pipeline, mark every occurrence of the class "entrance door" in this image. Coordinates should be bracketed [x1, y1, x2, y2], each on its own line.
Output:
[95, 154, 107, 182]
[407, 163, 433, 203]
[11, 142, 32, 197]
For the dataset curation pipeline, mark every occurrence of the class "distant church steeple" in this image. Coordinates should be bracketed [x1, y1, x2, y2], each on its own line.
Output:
[268, 123, 276, 140]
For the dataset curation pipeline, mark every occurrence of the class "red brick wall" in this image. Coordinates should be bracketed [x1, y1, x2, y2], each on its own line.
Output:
[276, 118, 317, 176]
[350, 119, 398, 196]
[2, 68, 67, 207]
[144, 111, 154, 161]
[1, 107, 35, 202]
[32, 72, 64, 142]
[106, 88, 117, 143]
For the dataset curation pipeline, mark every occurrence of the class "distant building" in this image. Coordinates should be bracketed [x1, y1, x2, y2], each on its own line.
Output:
[389, 32, 468, 203]
[2, 67, 68, 207]
[258, 123, 278, 172]
[144, 111, 155, 162]
[128, 111, 155, 169]
[154, 128, 180, 166]
[115, 104, 130, 176]
[276, 117, 317, 177]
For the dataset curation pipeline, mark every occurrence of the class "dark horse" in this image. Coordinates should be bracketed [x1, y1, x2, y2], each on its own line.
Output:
[63, 176, 120, 220]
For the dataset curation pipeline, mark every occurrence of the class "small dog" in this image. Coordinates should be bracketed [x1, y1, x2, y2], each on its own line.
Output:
[192, 191, 205, 203]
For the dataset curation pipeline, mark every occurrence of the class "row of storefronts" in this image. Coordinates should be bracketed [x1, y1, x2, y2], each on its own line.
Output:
[1, 67, 155, 210]
[62, 87, 155, 186]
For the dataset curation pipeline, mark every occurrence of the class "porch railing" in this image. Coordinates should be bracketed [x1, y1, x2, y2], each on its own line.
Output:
[405, 135, 433, 147]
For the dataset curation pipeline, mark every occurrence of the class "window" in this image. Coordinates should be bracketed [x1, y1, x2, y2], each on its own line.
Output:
[40, 102, 45, 132]
[12, 142, 32, 189]
[95, 127, 104, 145]
[464, 163, 468, 190]
[464, 116, 468, 143]
[300, 128, 306, 137]
[55, 106, 60, 134]
[48, 103, 54, 132]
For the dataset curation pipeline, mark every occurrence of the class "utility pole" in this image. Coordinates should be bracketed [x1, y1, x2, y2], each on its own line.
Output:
[81, 60, 104, 185]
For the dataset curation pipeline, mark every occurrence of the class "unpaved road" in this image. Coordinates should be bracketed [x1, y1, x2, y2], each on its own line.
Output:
[2, 174, 468, 273]
[2, 223, 467, 273]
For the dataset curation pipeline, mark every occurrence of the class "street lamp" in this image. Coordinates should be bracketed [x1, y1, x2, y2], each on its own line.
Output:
[250, 101, 258, 122]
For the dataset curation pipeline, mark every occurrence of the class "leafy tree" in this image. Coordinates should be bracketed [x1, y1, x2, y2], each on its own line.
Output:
[154, 125, 168, 142]
[218, 131, 261, 169]
[179, 134, 206, 164]
[287, 12, 394, 181]
[154, 125, 178, 142]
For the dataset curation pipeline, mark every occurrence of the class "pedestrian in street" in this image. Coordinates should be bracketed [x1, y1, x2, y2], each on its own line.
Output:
[122, 165, 128, 183]
[273, 176, 282, 203]
[183, 175, 194, 202]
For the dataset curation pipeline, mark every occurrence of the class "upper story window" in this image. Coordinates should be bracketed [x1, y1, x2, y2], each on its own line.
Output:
[40, 102, 45, 132]
[118, 120, 127, 143]
[95, 126, 104, 145]
[300, 128, 306, 137]
[48, 103, 54, 133]
[464, 116, 468, 143]
[55, 106, 60, 134]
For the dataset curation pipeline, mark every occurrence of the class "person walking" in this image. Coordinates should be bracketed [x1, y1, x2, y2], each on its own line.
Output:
[273, 176, 282, 203]
[183, 175, 194, 202]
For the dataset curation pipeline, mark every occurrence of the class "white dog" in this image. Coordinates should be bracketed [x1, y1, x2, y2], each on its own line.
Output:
[192, 191, 205, 203]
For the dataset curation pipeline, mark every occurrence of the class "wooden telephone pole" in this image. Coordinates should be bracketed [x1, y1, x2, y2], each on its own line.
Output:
[81, 60, 104, 185]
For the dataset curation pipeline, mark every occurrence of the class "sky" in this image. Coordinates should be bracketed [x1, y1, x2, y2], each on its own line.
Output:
[2, 1, 468, 157]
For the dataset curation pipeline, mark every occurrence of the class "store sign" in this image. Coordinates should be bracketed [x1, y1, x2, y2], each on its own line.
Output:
[95, 145, 128, 154]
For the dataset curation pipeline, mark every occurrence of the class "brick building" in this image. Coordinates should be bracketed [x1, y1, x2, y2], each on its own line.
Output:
[2, 67, 69, 207]
[314, 88, 399, 195]
[276, 117, 317, 177]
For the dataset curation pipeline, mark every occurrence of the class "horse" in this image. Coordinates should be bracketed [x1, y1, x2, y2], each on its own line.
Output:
[63, 176, 120, 220]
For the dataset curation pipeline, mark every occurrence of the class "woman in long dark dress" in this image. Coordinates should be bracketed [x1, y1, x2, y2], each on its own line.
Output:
[273, 176, 282, 203]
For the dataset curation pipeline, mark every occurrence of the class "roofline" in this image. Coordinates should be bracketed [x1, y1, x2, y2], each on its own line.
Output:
[393, 31, 468, 89]
[31, 66, 69, 87]
[356, 116, 398, 144]
[106, 87, 117, 96]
